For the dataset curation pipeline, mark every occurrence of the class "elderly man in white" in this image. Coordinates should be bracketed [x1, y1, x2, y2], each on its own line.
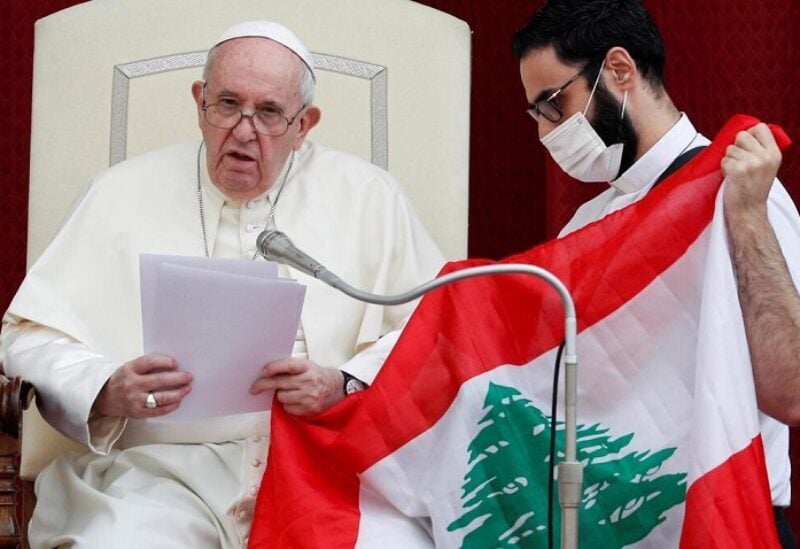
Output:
[1, 21, 444, 548]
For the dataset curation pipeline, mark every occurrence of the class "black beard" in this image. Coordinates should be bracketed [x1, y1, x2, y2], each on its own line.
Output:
[588, 82, 639, 179]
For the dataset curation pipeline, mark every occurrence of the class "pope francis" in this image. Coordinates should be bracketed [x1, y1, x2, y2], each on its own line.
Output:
[1, 21, 444, 548]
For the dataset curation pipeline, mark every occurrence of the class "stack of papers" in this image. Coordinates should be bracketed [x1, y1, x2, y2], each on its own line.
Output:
[139, 254, 306, 420]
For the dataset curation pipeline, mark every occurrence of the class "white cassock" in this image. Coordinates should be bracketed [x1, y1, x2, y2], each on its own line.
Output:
[1, 139, 446, 548]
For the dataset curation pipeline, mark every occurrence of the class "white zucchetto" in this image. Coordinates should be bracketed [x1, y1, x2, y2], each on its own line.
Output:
[214, 21, 316, 81]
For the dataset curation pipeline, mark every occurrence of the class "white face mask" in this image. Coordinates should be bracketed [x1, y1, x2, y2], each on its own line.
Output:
[540, 61, 627, 183]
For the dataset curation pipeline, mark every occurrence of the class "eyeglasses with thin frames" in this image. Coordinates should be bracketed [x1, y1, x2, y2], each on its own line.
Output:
[526, 70, 583, 124]
[201, 84, 305, 137]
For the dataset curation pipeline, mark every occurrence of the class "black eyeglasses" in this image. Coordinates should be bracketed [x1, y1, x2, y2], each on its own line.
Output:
[526, 70, 583, 124]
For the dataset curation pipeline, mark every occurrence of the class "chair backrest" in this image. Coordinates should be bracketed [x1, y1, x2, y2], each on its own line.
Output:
[22, 0, 470, 479]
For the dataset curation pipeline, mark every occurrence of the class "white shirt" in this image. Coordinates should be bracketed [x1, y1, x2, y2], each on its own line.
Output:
[560, 114, 709, 237]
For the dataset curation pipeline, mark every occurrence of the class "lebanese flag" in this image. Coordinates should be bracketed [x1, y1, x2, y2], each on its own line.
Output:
[249, 116, 792, 548]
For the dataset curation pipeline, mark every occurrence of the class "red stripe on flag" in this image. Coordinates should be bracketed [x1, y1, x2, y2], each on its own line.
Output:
[680, 436, 780, 548]
[248, 404, 361, 548]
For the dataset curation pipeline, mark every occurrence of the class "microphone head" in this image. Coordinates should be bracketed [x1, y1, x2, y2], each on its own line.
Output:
[254, 229, 328, 279]
[256, 229, 289, 260]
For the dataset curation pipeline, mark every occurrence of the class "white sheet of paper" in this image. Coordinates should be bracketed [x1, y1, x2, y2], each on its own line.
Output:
[139, 255, 305, 420]
[140, 254, 278, 344]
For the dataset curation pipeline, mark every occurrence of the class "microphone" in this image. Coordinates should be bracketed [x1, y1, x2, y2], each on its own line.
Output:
[256, 230, 343, 287]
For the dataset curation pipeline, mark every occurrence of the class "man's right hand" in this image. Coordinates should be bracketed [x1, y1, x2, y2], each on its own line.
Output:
[92, 353, 193, 418]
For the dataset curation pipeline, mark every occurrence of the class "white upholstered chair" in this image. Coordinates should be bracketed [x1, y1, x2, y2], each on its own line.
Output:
[6, 0, 470, 543]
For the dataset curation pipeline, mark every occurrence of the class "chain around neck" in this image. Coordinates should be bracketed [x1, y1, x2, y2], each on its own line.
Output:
[196, 141, 295, 258]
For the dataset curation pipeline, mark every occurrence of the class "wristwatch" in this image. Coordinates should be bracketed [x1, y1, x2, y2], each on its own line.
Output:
[342, 371, 367, 395]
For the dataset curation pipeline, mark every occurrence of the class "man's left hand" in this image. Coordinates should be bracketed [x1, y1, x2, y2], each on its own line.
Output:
[721, 122, 782, 219]
[250, 358, 345, 416]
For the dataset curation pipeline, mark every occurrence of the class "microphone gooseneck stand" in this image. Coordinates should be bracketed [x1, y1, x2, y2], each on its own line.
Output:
[257, 230, 582, 549]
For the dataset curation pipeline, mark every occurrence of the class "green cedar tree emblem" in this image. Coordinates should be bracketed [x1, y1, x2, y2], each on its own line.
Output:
[447, 382, 687, 547]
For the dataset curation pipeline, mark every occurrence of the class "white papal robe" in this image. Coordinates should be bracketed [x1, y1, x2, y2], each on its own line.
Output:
[1, 139, 446, 548]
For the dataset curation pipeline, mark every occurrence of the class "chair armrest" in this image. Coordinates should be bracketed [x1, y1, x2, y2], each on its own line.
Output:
[0, 375, 34, 439]
[0, 371, 33, 547]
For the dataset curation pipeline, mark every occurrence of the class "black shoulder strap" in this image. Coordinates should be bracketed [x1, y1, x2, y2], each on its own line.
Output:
[653, 145, 707, 187]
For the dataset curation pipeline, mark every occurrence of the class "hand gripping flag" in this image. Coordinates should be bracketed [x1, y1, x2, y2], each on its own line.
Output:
[249, 116, 794, 548]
